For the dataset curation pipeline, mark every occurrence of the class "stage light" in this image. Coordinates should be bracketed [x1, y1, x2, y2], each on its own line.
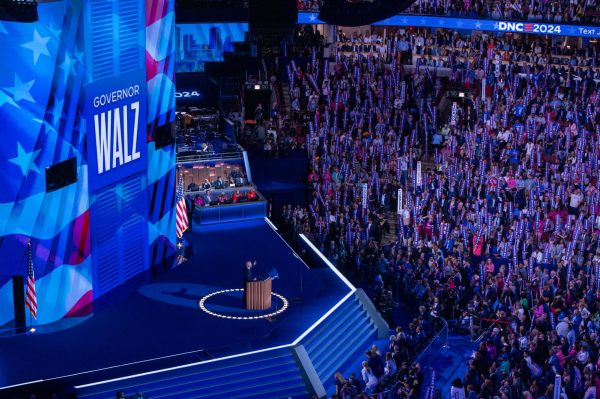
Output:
[28, 327, 36, 333]
[198, 289, 289, 320]
[254, 84, 261, 90]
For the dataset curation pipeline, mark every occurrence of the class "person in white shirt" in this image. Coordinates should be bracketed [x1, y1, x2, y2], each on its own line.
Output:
[415, 34, 424, 54]
[569, 189, 583, 214]
[361, 361, 378, 394]
[525, 141, 535, 157]
[321, 79, 329, 97]
[450, 378, 466, 399]
[498, 129, 512, 143]
[394, 95, 403, 110]
[556, 317, 570, 338]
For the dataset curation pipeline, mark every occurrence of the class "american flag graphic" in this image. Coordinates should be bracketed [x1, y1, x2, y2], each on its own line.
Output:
[176, 172, 189, 239]
[26, 241, 37, 319]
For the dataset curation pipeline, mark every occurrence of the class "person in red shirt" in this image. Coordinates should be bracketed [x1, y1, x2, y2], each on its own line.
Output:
[247, 190, 257, 201]
[232, 190, 242, 203]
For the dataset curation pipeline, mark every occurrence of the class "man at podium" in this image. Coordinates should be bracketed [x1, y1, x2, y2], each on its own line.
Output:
[244, 260, 278, 310]
[245, 260, 257, 282]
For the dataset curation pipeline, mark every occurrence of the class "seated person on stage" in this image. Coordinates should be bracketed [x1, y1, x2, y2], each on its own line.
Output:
[213, 176, 225, 189]
[204, 190, 216, 205]
[217, 192, 227, 205]
[201, 179, 211, 190]
[187, 181, 199, 192]
[228, 176, 236, 187]
[231, 170, 246, 186]
[232, 189, 242, 203]
[247, 190, 258, 201]
[194, 194, 205, 207]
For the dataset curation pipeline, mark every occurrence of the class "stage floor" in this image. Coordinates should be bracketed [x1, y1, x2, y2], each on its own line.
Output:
[0, 219, 352, 390]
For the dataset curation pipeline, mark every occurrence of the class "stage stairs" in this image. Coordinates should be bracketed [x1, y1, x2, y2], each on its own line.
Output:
[74, 290, 388, 399]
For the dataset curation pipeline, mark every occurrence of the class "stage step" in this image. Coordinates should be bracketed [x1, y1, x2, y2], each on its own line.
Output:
[75, 348, 310, 399]
[74, 294, 383, 399]
[301, 293, 378, 385]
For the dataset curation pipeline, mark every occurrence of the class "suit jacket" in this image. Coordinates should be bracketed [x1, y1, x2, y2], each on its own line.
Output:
[245, 267, 254, 282]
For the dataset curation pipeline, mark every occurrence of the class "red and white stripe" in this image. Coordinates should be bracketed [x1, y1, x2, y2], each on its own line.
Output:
[176, 173, 189, 238]
[26, 242, 38, 319]
[176, 198, 188, 238]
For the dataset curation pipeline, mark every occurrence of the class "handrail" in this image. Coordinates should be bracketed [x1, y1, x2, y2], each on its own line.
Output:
[414, 317, 448, 368]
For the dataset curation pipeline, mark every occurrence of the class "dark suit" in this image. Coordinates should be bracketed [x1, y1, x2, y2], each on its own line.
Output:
[245, 267, 254, 282]
[368, 354, 384, 379]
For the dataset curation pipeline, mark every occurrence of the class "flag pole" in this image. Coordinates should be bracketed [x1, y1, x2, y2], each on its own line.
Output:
[26, 239, 36, 334]
[27, 239, 35, 334]
[28, 306, 33, 334]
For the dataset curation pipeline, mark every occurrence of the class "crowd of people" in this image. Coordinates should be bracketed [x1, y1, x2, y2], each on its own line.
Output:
[272, 25, 600, 398]
[297, 0, 323, 11]
[405, 0, 599, 24]
[327, 307, 448, 398]
[297, 0, 600, 25]
[335, 28, 600, 74]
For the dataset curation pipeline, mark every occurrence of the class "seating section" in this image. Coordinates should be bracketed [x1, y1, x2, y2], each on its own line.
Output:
[300, 293, 378, 390]
[186, 187, 260, 207]
[75, 348, 310, 399]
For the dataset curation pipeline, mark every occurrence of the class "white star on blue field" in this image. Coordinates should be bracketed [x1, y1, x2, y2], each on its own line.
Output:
[10, 143, 41, 177]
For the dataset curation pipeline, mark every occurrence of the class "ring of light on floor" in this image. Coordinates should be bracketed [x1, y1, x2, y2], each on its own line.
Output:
[198, 288, 289, 320]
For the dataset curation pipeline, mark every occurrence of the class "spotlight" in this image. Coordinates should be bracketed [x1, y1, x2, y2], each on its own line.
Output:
[28, 327, 36, 333]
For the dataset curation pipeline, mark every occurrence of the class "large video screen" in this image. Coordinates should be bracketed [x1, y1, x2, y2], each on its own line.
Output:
[175, 23, 248, 73]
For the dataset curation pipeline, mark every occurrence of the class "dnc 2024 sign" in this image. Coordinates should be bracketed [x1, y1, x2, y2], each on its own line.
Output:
[497, 21, 600, 36]
[298, 13, 600, 38]
[497, 21, 563, 34]
[86, 71, 147, 191]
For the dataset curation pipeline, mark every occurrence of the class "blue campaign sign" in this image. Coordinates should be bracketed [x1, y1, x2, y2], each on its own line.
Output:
[86, 70, 147, 191]
[298, 12, 600, 38]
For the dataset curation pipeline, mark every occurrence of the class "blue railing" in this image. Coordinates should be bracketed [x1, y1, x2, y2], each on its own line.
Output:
[414, 318, 448, 368]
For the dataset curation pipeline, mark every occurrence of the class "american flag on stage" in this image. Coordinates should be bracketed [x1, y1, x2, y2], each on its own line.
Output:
[176, 172, 189, 238]
[26, 241, 37, 319]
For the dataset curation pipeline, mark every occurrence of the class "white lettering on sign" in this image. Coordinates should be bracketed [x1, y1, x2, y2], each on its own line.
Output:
[93, 101, 141, 175]
[498, 21, 562, 34]
[93, 85, 140, 108]
[175, 91, 201, 98]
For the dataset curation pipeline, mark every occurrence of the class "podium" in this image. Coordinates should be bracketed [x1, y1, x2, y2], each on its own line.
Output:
[245, 278, 272, 310]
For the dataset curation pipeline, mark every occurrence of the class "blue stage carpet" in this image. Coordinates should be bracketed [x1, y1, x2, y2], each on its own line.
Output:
[0, 220, 351, 389]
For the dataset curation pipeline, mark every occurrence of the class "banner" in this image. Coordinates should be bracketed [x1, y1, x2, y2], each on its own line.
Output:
[553, 374, 561, 399]
[416, 161, 422, 187]
[362, 183, 368, 209]
[397, 188, 403, 214]
[298, 12, 600, 38]
[450, 102, 458, 126]
[86, 71, 147, 191]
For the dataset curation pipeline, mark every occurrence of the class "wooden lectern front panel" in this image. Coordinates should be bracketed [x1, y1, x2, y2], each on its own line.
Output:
[245, 279, 272, 310]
